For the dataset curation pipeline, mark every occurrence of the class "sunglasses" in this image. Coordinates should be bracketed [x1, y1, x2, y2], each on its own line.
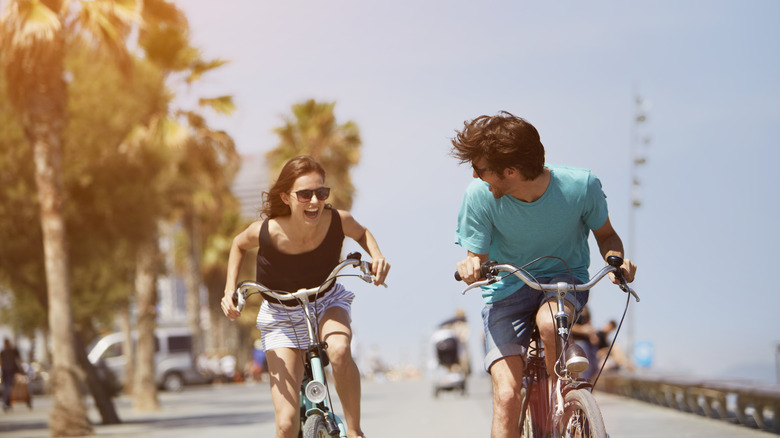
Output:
[291, 187, 331, 202]
[472, 163, 489, 178]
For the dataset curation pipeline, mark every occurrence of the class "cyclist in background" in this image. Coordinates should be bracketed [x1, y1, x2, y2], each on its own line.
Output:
[451, 112, 636, 438]
[221, 155, 389, 438]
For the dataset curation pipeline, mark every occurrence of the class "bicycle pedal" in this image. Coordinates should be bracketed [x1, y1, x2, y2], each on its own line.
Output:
[564, 344, 589, 373]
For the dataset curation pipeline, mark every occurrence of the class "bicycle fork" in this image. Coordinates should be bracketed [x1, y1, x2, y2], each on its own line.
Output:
[299, 297, 344, 437]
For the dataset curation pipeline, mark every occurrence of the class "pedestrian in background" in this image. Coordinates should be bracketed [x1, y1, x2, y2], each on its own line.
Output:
[1, 338, 22, 412]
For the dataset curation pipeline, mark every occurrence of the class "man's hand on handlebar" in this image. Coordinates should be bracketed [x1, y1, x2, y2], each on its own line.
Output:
[456, 253, 486, 285]
[609, 257, 637, 285]
[221, 292, 241, 320]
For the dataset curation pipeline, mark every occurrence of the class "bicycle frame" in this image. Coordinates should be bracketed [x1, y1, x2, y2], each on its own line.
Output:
[520, 327, 551, 436]
[234, 253, 381, 438]
[296, 289, 345, 436]
[459, 256, 639, 438]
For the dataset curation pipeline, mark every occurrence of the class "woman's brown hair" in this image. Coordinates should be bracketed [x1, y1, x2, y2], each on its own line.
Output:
[261, 156, 326, 219]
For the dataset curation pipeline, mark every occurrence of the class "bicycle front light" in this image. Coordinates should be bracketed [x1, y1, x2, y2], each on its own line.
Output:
[305, 381, 327, 403]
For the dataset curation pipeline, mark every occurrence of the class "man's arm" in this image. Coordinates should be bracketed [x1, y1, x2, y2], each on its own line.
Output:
[592, 217, 637, 283]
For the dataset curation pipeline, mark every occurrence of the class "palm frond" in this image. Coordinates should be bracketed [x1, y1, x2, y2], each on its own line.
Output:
[157, 115, 188, 149]
[198, 95, 235, 115]
[1, 0, 62, 47]
[78, 0, 135, 42]
[186, 58, 229, 83]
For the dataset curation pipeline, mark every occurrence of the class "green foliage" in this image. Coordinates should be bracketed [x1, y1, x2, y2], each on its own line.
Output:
[0, 0, 240, 349]
[0, 37, 168, 334]
[0, 70, 48, 333]
[266, 99, 362, 210]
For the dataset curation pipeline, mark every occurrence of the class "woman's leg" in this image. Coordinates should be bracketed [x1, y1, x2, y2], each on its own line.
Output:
[320, 306, 363, 438]
[266, 348, 305, 438]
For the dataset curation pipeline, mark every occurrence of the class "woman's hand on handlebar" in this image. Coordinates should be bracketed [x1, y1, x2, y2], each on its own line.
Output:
[370, 256, 390, 286]
[221, 291, 241, 320]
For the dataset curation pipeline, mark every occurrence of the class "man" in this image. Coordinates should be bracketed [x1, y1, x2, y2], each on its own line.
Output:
[451, 111, 636, 437]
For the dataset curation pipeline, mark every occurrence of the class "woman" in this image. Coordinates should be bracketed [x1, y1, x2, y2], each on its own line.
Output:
[221, 156, 389, 438]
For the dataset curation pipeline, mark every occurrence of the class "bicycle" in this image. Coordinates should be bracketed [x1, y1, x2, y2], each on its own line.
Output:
[232, 252, 385, 438]
[456, 255, 640, 438]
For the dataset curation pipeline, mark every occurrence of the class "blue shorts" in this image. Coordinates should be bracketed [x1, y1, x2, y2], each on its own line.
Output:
[482, 276, 588, 372]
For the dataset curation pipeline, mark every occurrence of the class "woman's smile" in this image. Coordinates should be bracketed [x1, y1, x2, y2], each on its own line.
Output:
[304, 206, 320, 220]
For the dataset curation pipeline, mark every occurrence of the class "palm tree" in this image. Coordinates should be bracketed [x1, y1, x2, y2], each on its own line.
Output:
[0, 0, 187, 436]
[0, 1, 145, 434]
[266, 99, 362, 210]
[110, 4, 237, 408]
[130, 5, 237, 403]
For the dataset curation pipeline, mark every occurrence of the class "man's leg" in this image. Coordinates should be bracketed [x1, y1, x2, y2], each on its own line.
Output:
[489, 356, 525, 438]
[320, 306, 363, 438]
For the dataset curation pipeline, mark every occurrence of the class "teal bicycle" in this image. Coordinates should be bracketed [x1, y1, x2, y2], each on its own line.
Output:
[233, 252, 383, 438]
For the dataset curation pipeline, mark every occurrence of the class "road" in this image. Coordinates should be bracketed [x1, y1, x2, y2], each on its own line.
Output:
[0, 376, 774, 437]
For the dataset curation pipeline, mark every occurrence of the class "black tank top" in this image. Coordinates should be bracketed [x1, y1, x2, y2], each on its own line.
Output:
[256, 206, 344, 292]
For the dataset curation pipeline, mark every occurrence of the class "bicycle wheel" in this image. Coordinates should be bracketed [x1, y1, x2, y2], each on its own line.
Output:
[559, 389, 607, 438]
[519, 387, 536, 438]
[519, 375, 549, 437]
[302, 414, 333, 438]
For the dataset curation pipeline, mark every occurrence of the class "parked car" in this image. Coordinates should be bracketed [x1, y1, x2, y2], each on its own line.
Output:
[87, 327, 206, 392]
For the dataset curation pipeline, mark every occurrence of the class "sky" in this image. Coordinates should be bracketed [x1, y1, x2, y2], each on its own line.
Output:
[177, 0, 780, 383]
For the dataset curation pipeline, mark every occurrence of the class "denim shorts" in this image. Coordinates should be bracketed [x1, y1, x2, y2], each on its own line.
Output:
[482, 275, 588, 372]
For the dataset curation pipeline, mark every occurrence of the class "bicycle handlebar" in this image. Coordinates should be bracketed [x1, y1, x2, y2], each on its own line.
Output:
[455, 255, 639, 302]
[231, 252, 384, 311]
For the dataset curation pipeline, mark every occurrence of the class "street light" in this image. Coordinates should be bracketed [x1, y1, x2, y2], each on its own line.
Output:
[776, 343, 780, 384]
[627, 93, 650, 365]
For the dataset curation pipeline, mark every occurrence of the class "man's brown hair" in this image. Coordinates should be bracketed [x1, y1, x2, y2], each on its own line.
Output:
[450, 111, 545, 180]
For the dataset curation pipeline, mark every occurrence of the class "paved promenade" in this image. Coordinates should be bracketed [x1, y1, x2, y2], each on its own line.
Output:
[0, 376, 774, 437]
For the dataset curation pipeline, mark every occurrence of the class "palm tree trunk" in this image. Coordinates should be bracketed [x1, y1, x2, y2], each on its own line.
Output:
[184, 212, 204, 358]
[73, 329, 121, 425]
[32, 125, 93, 436]
[120, 302, 135, 395]
[133, 233, 161, 411]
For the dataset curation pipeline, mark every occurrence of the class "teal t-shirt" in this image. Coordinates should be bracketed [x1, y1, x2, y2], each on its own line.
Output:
[454, 164, 609, 303]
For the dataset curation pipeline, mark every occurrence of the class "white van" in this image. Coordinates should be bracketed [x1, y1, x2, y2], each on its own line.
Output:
[87, 327, 206, 392]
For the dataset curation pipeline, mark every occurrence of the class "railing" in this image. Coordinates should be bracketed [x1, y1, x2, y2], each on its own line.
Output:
[597, 372, 780, 433]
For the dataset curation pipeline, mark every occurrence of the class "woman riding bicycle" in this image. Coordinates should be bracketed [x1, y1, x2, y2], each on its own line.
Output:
[450, 112, 636, 438]
[221, 155, 390, 438]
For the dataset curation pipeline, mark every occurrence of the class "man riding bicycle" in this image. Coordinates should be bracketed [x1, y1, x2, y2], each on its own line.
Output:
[451, 111, 637, 438]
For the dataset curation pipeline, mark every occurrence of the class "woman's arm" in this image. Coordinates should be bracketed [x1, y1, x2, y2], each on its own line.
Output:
[221, 221, 263, 319]
[339, 210, 390, 285]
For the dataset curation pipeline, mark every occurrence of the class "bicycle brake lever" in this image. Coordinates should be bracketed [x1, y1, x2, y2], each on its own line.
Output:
[232, 290, 246, 311]
[618, 283, 640, 302]
[627, 286, 640, 302]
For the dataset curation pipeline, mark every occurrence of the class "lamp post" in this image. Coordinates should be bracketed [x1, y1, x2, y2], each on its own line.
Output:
[775, 343, 780, 384]
[628, 93, 650, 365]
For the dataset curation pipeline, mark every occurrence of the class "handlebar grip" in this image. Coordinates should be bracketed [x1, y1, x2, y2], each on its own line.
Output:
[606, 255, 623, 268]
[454, 260, 497, 282]
[606, 255, 627, 284]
